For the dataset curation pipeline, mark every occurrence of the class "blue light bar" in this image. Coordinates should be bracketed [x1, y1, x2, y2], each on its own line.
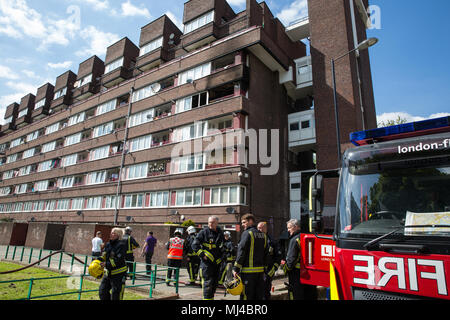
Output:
[350, 116, 450, 146]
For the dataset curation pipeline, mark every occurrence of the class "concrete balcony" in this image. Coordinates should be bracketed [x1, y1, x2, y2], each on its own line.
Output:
[286, 16, 310, 42]
[288, 109, 316, 152]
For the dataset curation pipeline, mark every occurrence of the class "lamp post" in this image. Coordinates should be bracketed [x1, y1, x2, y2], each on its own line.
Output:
[331, 37, 378, 163]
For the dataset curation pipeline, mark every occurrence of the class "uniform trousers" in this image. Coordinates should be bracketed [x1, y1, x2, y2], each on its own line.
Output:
[99, 273, 126, 300]
[241, 272, 265, 300]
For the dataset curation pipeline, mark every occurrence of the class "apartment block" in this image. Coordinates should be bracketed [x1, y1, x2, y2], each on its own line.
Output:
[0, 0, 376, 235]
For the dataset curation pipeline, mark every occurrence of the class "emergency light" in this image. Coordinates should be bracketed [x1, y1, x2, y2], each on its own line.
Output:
[350, 116, 450, 146]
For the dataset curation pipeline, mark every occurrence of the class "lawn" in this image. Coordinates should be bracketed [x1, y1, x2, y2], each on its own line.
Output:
[0, 261, 147, 300]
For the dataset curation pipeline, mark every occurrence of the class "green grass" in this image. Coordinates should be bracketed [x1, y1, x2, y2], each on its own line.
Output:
[0, 261, 147, 300]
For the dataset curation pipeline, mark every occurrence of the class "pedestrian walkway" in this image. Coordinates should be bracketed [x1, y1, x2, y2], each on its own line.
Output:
[0, 245, 290, 300]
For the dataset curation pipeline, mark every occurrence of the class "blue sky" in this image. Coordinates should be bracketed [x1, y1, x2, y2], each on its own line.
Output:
[0, 0, 448, 126]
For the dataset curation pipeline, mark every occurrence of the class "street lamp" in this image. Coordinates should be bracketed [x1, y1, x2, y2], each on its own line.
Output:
[331, 37, 378, 163]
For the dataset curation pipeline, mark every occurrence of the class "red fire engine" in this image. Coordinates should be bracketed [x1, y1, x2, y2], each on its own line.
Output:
[301, 116, 450, 300]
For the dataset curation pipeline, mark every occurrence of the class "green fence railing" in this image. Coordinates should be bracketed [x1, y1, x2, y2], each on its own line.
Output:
[0, 245, 179, 300]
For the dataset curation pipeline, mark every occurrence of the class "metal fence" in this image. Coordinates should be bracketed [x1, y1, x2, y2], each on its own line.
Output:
[0, 245, 179, 300]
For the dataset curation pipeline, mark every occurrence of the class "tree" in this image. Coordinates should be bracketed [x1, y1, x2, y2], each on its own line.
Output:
[378, 115, 408, 128]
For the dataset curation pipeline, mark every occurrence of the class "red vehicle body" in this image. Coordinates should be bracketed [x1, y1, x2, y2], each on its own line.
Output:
[300, 117, 450, 300]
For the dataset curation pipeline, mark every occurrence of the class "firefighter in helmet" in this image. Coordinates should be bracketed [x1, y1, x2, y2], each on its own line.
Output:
[218, 231, 236, 286]
[165, 228, 184, 285]
[183, 226, 200, 285]
[123, 226, 140, 279]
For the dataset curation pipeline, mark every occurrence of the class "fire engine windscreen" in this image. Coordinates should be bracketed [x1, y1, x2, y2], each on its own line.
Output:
[338, 152, 450, 238]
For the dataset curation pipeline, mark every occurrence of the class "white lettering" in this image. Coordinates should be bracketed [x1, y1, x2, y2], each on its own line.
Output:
[353, 255, 375, 286]
[377, 257, 406, 289]
[417, 259, 448, 296]
[408, 258, 418, 292]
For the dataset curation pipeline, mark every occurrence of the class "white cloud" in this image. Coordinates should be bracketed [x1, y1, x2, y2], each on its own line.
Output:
[377, 111, 450, 127]
[47, 61, 73, 69]
[21, 70, 42, 80]
[277, 0, 308, 26]
[76, 26, 120, 58]
[0, 0, 47, 39]
[227, 0, 246, 7]
[121, 0, 151, 19]
[71, 0, 109, 11]
[0, 65, 20, 80]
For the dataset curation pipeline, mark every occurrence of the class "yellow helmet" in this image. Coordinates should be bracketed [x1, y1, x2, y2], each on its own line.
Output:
[224, 274, 243, 296]
[88, 259, 104, 279]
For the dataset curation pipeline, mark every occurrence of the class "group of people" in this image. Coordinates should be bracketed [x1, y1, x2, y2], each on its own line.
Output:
[91, 215, 306, 301]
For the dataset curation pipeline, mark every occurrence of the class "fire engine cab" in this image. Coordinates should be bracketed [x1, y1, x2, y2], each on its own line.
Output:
[303, 116, 450, 300]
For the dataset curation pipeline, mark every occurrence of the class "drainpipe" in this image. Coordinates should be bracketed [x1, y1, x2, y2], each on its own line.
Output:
[114, 85, 135, 226]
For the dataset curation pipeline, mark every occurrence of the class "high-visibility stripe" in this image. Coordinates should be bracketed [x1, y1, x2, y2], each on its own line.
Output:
[127, 237, 133, 254]
[241, 266, 264, 273]
[168, 254, 183, 260]
[202, 243, 216, 249]
[234, 262, 242, 269]
[109, 258, 116, 267]
[111, 266, 127, 275]
[249, 231, 254, 268]
[203, 250, 215, 262]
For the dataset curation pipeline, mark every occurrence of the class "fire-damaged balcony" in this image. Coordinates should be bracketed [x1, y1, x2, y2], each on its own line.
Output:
[134, 15, 182, 74]
[32, 83, 54, 121]
[72, 55, 105, 102]
[15, 93, 35, 129]
[50, 71, 77, 113]
[102, 37, 140, 88]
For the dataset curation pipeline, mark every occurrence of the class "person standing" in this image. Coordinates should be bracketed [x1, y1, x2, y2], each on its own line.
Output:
[233, 214, 269, 300]
[98, 228, 128, 300]
[192, 216, 225, 300]
[165, 228, 184, 285]
[257, 221, 282, 300]
[141, 231, 157, 276]
[91, 231, 103, 260]
[281, 219, 304, 300]
[183, 226, 200, 285]
[123, 226, 140, 278]
[218, 231, 236, 286]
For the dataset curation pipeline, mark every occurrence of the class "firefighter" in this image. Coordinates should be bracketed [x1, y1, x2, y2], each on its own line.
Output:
[218, 231, 236, 286]
[165, 228, 184, 285]
[98, 228, 128, 300]
[281, 219, 304, 300]
[233, 214, 269, 300]
[258, 221, 282, 300]
[192, 216, 225, 300]
[123, 226, 140, 279]
[183, 226, 200, 285]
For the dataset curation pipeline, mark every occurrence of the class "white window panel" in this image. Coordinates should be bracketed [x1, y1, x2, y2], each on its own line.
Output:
[38, 160, 52, 172]
[75, 74, 92, 88]
[139, 36, 163, 56]
[6, 154, 17, 164]
[34, 180, 49, 191]
[27, 130, 39, 142]
[23, 148, 35, 159]
[129, 108, 154, 127]
[131, 84, 158, 103]
[45, 122, 60, 135]
[42, 141, 56, 153]
[123, 194, 144, 208]
[54, 87, 67, 99]
[175, 188, 202, 206]
[184, 11, 214, 34]
[93, 122, 113, 138]
[65, 132, 82, 146]
[35, 98, 46, 110]
[209, 185, 245, 205]
[148, 191, 169, 207]
[56, 199, 69, 211]
[68, 112, 85, 126]
[59, 176, 74, 189]
[124, 163, 148, 180]
[178, 63, 211, 86]
[105, 57, 124, 74]
[86, 196, 102, 209]
[10, 137, 24, 148]
[71, 198, 84, 210]
[18, 108, 28, 118]
[171, 154, 205, 174]
[104, 195, 118, 209]
[87, 171, 106, 185]
[90, 145, 110, 161]
[96, 99, 117, 116]
[62, 154, 78, 167]
[129, 135, 152, 152]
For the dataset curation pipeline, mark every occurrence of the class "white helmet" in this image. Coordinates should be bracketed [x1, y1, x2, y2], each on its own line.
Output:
[187, 226, 196, 234]
[174, 228, 183, 236]
[224, 231, 231, 237]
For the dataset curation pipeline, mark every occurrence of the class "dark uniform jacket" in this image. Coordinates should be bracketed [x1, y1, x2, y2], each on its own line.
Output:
[100, 238, 127, 277]
[285, 230, 301, 272]
[266, 234, 282, 277]
[223, 239, 236, 262]
[123, 234, 140, 259]
[233, 225, 269, 274]
[184, 235, 198, 258]
[192, 226, 225, 266]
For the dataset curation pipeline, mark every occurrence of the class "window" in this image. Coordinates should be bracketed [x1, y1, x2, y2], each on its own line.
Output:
[301, 120, 310, 129]
[4, 116, 13, 125]
[23, 148, 35, 159]
[42, 141, 56, 153]
[171, 154, 205, 174]
[175, 92, 208, 113]
[6, 153, 17, 164]
[38, 160, 52, 172]
[56, 199, 69, 211]
[3, 170, 14, 180]
[96, 99, 117, 116]
[27, 130, 39, 142]
[35, 98, 46, 110]
[131, 84, 159, 103]
[178, 62, 211, 85]
[129, 108, 154, 127]
[54, 87, 67, 99]
[59, 176, 74, 189]
[123, 194, 144, 208]
[175, 188, 202, 206]
[45, 200, 56, 211]
[93, 122, 113, 138]
[68, 112, 85, 126]
[34, 180, 49, 191]
[289, 122, 300, 131]
[184, 11, 214, 34]
[75, 74, 92, 88]
[105, 57, 124, 74]
[0, 187, 11, 196]
[173, 122, 206, 142]
[62, 154, 77, 167]
[18, 108, 28, 118]
[148, 191, 169, 207]
[210, 186, 246, 205]
[86, 171, 106, 185]
[23, 202, 32, 212]
[86, 197, 102, 210]
[64, 132, 81, 146]
[104, 195, 118, 209]
[45, 122, 60, 135]
[10, 137, 24, 148]
[90, 145, 110, 161]
[124, 163, 148, 180]
[140, 36, 163, 56]
[14, 203, 23, 212]
[129, 135, 152, 152]
[18, 165, 32, 176]
[71, 198, 84, 210]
